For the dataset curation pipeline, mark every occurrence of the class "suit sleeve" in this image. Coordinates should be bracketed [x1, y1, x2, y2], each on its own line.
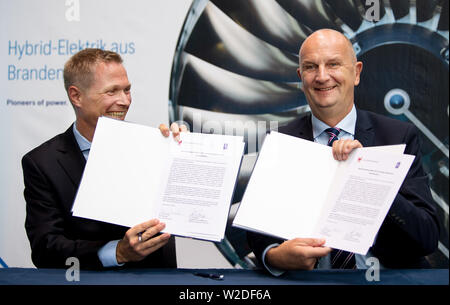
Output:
[22, 154, 107, 270]
[247, 230, 285, 270]
[371, 124, 440, 267]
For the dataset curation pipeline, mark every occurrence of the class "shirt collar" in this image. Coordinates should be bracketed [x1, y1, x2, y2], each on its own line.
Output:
[73, 122, 91, 152]
[311, 105, 357, 139]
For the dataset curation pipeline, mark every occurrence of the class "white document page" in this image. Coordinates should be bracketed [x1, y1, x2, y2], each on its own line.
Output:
[232, 131, 413, 254]
[72, 117, 244, 242]
[72, 117, 168, 227]
[233, 132, 337, 240]
[156, 132, 245, 241]
[315, 148, 414, 254]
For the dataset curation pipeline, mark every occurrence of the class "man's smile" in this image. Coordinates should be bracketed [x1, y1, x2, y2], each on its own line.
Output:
[105, 111, 127, 119]
[314, 85, 337, 92]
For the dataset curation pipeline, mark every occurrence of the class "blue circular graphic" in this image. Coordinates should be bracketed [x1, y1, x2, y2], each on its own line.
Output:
[390, 94, 405, 109]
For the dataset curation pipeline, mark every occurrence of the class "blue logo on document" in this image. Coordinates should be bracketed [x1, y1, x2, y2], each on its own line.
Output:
[223, 143, 228, 150]
[395, 162, 401, 168]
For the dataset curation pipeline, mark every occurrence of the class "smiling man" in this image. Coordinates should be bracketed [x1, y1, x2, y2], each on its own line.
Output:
[247, 29, 439, 273]
[298, 29, 362, 129]
[22, 49, 179, 269]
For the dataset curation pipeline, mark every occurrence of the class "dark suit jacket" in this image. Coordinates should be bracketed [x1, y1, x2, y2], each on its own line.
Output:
[22, 124, 176, 269]
[248, 109, 440, 269]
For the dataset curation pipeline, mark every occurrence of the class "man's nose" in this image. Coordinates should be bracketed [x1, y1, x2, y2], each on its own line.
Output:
[117, 90, 131, 106]
[315, 65, 330, 82]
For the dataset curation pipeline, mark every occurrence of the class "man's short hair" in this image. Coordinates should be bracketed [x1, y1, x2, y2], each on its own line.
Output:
[63, 48, 123, 93]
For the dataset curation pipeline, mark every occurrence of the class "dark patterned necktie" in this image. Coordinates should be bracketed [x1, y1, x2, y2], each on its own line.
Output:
[325, 127, 341, 146]
[325, 127, 357, 269]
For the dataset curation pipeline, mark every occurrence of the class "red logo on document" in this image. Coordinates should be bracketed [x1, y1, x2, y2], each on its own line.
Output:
[357, 157, 362, 162]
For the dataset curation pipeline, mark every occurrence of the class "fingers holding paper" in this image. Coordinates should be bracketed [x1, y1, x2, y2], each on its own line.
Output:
[266, 238, 331, 270]
[116, 219, 171, 264]
[159, 122, 189, 142]
[332, 139, 363, 161]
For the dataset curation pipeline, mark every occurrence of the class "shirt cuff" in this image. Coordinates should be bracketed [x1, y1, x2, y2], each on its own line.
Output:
[97, 240, 125, 268]
[262, 243, 285, 277]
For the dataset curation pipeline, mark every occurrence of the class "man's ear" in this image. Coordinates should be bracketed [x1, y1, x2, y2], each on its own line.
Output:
[68, 86, 82, 108]
[354, 61, 363, 86]
[296, 68, 304, 92]
[296, 67, 302, 80]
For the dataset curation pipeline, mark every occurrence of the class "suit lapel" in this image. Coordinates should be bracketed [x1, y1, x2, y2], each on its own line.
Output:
[297, 114, 314, 141]
[354, 109, 375, 147]
[56, 125, 86, 188]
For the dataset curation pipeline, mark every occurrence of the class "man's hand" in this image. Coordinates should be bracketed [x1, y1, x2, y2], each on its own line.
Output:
[331, 139, 363, 161]
[159, 122, 189, 142]
[116, 219, 171, 264]
[266, 238, 331, 270]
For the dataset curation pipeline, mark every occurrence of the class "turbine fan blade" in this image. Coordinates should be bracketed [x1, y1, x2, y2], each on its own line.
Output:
[416, 0, 440, 22]
[389, 0, 410, 20]
[210, 0, 310, 54]
[177, 53, 305, 114]
[185, 2, 299, 82]
[324, 0, 363, 31]
[275, 0, 341, 31]
[437, 0, 449, 31]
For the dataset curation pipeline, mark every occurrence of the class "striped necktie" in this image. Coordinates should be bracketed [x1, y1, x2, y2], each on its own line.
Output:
[325, 127, 356, 269]
[325, 127, 341, 146]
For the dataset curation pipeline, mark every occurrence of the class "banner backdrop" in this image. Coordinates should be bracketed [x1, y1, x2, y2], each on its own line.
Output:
[0, 0, 225, 268]
[2, 0, 448, 270]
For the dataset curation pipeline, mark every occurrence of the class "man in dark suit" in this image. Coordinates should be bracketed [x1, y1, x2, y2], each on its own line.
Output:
[22, 49, 184, 269]
[248, 29, 439, 273]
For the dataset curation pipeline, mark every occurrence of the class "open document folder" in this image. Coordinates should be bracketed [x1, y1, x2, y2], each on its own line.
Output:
[72, 117, 245, 242]
[233, 131, 414, 255]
